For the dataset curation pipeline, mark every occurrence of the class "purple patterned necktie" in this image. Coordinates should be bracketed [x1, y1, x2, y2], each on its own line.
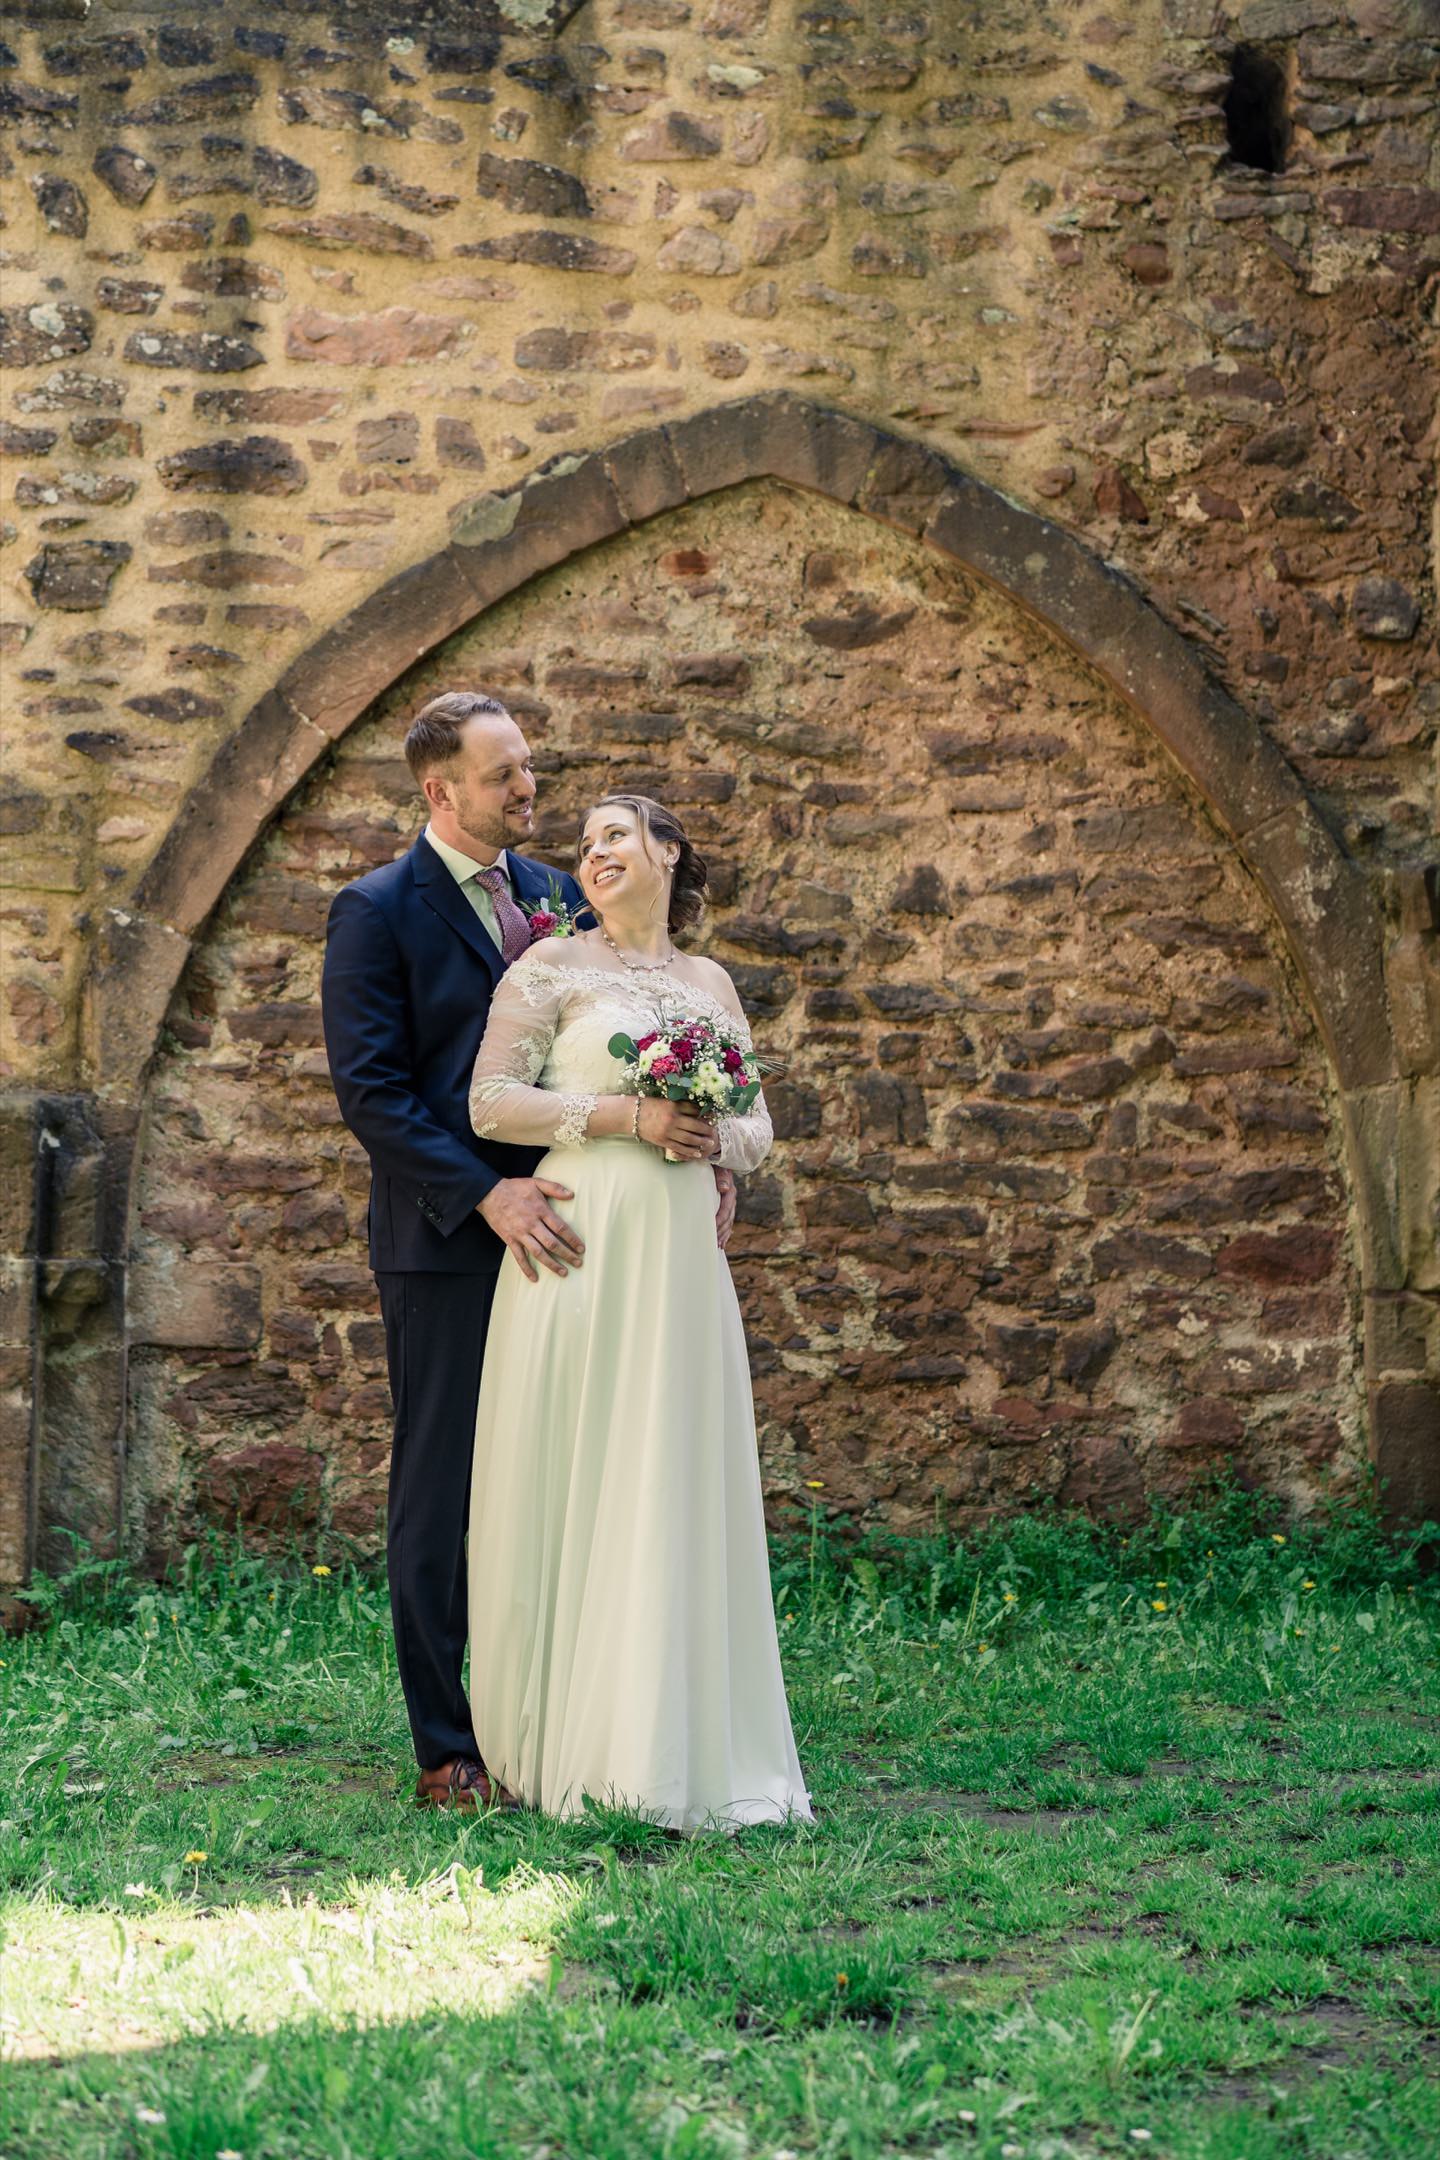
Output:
[473, 864, 532, 966]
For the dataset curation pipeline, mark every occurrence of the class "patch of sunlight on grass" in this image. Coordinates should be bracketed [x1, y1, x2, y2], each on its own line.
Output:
[0, 1862, 586, 2065]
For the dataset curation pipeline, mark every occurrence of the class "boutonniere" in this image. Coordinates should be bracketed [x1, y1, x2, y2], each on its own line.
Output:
[522, 877, 584, 943]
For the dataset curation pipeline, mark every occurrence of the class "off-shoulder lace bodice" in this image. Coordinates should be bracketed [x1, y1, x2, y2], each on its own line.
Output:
[468, 949, 773, 1174]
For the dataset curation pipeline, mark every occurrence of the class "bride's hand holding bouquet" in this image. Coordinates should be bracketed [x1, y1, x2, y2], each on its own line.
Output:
[610, 1010, 772, 1162]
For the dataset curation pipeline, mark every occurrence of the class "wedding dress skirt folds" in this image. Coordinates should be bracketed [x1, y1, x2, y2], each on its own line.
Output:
[466, 950, 812, 1831]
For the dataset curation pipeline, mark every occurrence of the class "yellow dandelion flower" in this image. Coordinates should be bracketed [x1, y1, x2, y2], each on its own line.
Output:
[1151, 1600, 1168, 1613]
[183, 1850, 207, 1865]
[804, 1480, 825, 1490]
[1155, 1580, 1168, 1589]
[1271, 1534, 1287, 1546]
[1303, 1580, 1315, 1590]
[977, 1642, 989, 1652]
[1003, 1591, 1017, 1603]
[311, 1564, 332, 1577]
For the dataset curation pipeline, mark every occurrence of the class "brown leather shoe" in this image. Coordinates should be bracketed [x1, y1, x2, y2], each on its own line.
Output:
[414, 1756, 519, 1811]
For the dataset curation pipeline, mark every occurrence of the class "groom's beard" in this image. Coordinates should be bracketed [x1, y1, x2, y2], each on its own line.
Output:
[456, 797, 535, 854]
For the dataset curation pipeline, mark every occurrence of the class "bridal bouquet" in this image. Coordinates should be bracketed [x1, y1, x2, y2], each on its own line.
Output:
[608, 1006, 770, 1159]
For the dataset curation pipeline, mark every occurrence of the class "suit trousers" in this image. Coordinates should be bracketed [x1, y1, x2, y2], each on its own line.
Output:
[376, 1269, 499, 1770]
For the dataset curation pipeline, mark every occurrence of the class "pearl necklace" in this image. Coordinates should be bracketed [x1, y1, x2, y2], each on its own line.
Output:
[601, 927, 675, 972]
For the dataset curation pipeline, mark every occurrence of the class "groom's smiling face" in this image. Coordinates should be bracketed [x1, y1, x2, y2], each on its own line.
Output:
[425, 714, 538, 856]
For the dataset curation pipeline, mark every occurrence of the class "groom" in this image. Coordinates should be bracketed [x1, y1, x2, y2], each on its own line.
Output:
[322, 690, 736, 1810]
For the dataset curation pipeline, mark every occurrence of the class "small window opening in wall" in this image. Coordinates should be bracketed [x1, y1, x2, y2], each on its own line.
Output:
[1223, 45, 1291, 174]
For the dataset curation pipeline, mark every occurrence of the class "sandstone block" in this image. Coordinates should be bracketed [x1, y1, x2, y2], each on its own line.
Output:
[1216, 1228, 1339, 1285]
[1, 304, 92, 369]
[1236, 804, 1393, 1090]
[96, 277, 163, 317]
[194, 1440, 320, 1531]
[135, 690, 327, 935]
[355, 414, 419, 465]
[266, 213, 433, 260]
[461, 231, 637, 275]
[280, 550, 482, 739]
[44, 35, 147, 77]
[1057, 1433, 1145, 1521]
[125, 330, 262, 373]
[476, 152, 593, 218]
[115, 71, 260, 127]
[194, 387, 342, 425]
[24, 540, 130, 611]
[603, 425, 686, 523]
[30, 175, 87, 236]
[130, 1260, 262, 1349]
[621, 111, 722, 159]
[253, 145, 318, 207]
[285, 306, 467, 365]
[91, 144, 156, 205]
[436, 419, 487, 471]
[156, 437, 307, 496]
[1323, 187, 1440, 234]
[1164, 1398, 1244, 1450]
[1351, 577, 1419, 641]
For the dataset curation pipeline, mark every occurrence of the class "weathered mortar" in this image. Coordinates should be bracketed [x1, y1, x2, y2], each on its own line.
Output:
[0, 0, 1434, 1573]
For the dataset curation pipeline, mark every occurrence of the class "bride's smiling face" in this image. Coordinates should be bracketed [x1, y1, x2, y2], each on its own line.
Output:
[578, 803, 674, 917]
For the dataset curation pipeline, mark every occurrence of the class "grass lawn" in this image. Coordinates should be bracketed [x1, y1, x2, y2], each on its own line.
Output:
[1, 1497, 1437, 2160]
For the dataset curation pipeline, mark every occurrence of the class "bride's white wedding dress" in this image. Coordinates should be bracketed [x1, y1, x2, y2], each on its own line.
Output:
[465, 942, 812, 1831]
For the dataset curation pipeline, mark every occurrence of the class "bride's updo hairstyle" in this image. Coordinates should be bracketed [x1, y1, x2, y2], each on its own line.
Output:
[581, 794, 708, 938]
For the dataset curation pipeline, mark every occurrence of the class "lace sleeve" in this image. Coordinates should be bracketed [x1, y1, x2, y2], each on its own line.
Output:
[713, 1006, 774, 1175]
[468, 954, 599, 1150]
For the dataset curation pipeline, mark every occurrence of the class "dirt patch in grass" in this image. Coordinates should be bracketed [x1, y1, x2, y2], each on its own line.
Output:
[866, 1787, 1098, 1834]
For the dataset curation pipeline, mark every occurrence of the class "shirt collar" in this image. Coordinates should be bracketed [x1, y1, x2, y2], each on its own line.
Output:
[425, 823, 508, 886]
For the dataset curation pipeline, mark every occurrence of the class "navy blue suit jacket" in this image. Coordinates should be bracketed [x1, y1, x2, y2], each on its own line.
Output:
[321, 832, 588, 1275]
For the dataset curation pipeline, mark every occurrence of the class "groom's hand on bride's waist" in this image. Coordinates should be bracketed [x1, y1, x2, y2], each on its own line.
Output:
[713, 1168, 737, 1252]
[478, 1178, 585, 1284]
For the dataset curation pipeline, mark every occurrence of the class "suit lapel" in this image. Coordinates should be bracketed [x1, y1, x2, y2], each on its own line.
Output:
[410, 832, 504, 985]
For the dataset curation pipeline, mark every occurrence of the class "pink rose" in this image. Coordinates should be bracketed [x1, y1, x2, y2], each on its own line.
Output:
[527, 911, 559, 941]
[650, 1054, 680, 1079]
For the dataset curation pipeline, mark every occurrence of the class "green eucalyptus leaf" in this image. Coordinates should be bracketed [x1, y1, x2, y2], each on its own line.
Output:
[608, 1033, 638, 1060]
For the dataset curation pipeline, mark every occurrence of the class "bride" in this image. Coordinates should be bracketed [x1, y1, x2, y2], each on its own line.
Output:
[465, 793, 813, 1830]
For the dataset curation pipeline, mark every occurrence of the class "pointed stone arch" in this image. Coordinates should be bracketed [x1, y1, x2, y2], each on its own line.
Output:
[71, 393, 1429, 1538]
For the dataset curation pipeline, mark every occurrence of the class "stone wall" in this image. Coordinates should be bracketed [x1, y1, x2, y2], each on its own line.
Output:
[0, 0, 1435, 1577]
[130, 484, 1364, 1553]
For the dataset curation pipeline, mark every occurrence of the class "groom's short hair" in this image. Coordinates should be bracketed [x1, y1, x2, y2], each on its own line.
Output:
[405, 692, 511, 782]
